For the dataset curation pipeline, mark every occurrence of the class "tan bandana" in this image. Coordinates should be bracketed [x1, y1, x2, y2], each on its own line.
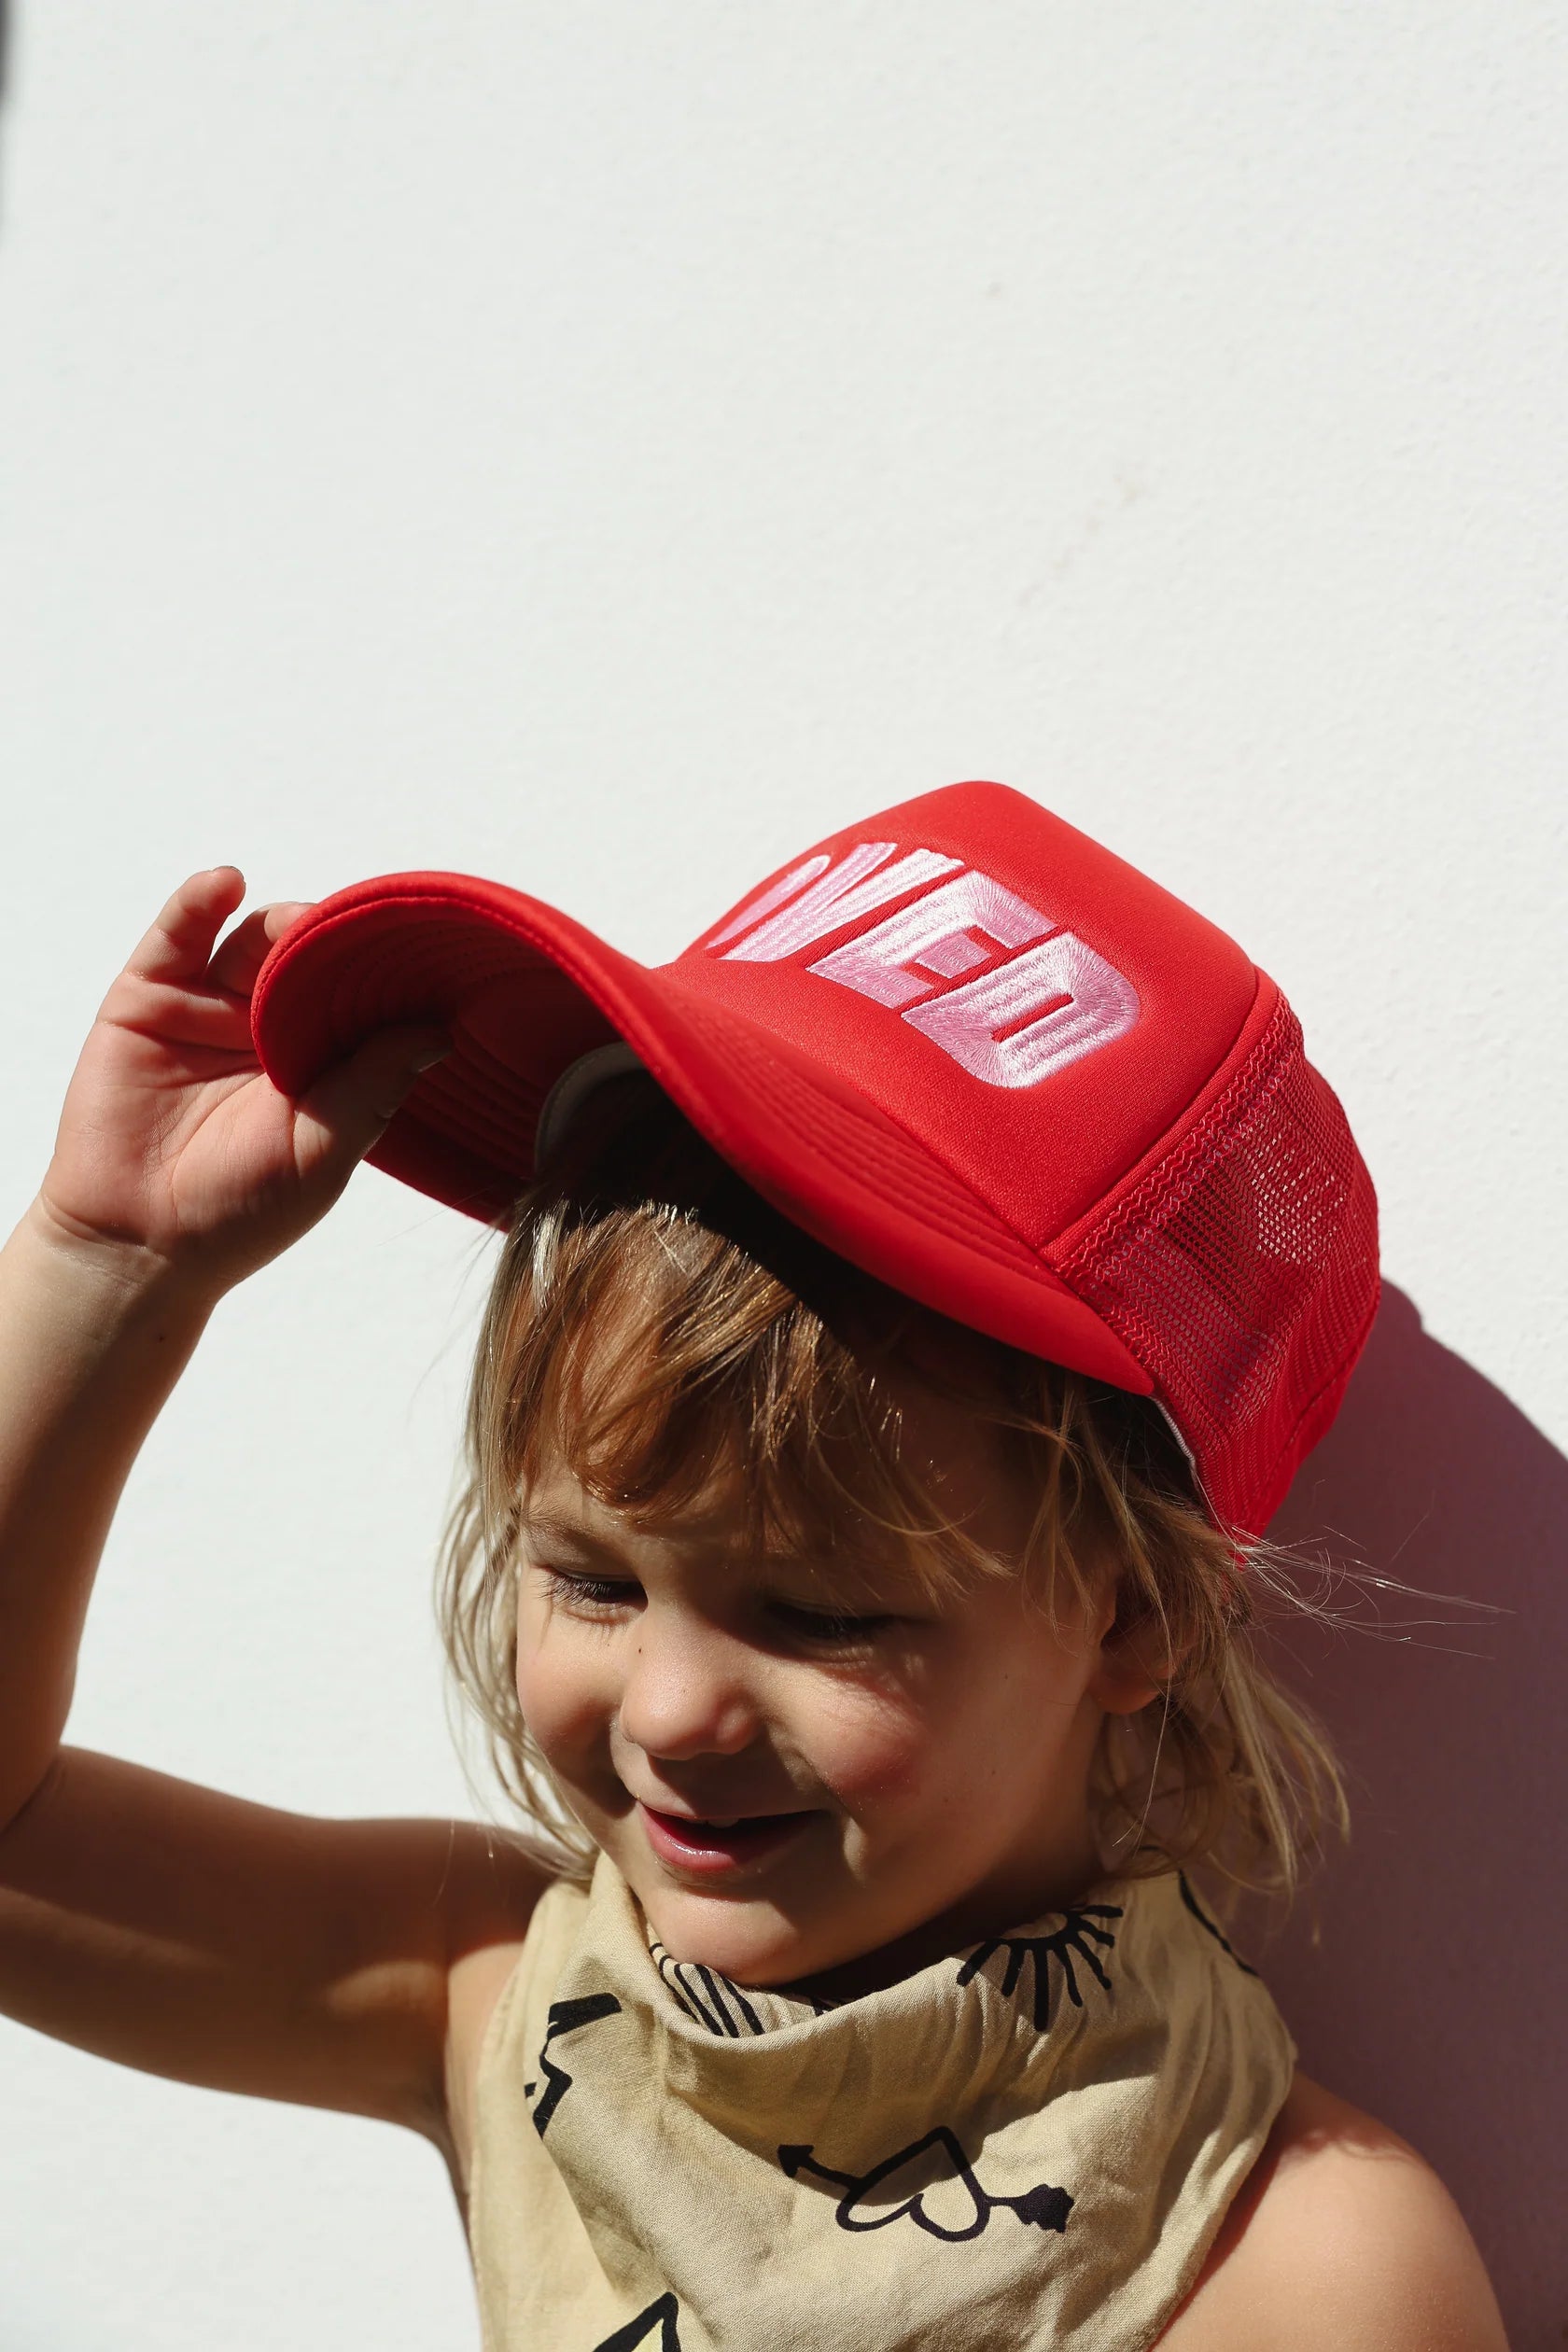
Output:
[468, 1854, 1295, 2352]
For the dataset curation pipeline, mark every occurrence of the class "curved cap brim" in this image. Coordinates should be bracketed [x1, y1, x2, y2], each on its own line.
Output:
[252, 871, 1152, 1393]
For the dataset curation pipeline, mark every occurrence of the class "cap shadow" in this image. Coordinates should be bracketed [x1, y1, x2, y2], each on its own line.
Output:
[1248, 1281, 1563, 2348]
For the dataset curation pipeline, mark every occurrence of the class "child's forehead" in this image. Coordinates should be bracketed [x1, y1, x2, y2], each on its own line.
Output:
[518, 1467, 863, 1567]
[517, 1389, 1032, 1587]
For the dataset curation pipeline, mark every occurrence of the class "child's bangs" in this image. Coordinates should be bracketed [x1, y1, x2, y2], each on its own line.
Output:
[484, 1188, 1011, 1609]
[469, 1071, 1129, 1619]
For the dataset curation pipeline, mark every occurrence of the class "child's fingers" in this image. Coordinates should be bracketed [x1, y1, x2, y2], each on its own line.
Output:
[208, 901, 315, 1001]
[125, 869, 247, 985]
[293, 1023, 453, 1169]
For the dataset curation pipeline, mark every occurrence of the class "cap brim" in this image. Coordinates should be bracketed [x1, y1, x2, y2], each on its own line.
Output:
[252, 872, 1151, 1394]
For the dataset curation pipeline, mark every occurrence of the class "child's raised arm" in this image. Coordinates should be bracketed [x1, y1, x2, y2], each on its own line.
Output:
[0, 872, 545, 2150]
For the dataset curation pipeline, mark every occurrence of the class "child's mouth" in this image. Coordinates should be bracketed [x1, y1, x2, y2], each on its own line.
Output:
[638, 1802, 815, 1876]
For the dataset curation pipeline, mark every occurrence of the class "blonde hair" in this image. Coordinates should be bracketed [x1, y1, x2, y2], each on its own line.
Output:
[437, 1074, 1349, 1912]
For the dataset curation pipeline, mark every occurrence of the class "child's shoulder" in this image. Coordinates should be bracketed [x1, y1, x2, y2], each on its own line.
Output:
[1157, 2072, 1507, 2350]
[440, 1849, 587, 2184]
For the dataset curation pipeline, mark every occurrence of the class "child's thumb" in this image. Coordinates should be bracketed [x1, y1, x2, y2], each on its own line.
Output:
[296, 1025, 453, 1165]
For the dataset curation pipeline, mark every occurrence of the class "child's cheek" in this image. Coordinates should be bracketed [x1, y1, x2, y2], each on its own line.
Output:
[514, 1629, 617, 1780]
[804, 1679, 934, 1817]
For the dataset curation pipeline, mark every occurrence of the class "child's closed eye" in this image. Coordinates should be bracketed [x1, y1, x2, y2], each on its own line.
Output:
[773, 1602, 899, 1645]
[771, 1599, 903, 1636]
[536, 1568, 637, 1617]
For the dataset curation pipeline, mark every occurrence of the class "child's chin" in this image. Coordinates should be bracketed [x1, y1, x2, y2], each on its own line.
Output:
[639, 1883, 841, 1990]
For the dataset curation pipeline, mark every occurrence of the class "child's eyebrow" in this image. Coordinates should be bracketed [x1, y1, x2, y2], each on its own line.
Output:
[515, 1506, 727, 1565]
[513, 1507, 918, 1601]
[517, 1484, 769, 1560]
[515, 1509, 622, 1560]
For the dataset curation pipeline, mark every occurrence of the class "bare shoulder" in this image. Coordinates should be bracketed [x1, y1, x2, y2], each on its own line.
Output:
[440, 1827, 565, 2188]
[1158, 2072, 1509, 2350]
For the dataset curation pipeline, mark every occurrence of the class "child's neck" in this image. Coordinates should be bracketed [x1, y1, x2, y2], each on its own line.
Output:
[779, 1823, 1107, 2006]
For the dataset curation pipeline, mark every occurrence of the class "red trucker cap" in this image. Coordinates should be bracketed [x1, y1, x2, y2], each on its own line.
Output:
[251, 781, 1379, 1538]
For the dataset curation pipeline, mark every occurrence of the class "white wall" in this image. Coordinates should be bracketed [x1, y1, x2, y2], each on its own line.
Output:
[1, 7, 1562, 2345]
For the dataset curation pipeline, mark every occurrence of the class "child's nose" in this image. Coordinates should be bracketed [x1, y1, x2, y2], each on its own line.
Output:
[616, 1609, 763, 1761]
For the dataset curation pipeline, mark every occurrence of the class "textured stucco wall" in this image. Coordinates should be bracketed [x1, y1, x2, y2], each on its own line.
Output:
[1, 7, 1561, 2345]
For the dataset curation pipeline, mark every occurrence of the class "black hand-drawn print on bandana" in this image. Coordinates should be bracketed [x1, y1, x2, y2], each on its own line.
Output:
[647, 1937, 766, 2035]
[779, 2126, 1073, 2241]
[524, 1991, 623, 2135]
[954, 1903, 1123, 2030]
[647, 1936, 834, 2034]
[589, 2290, 682, 2350]
[1177, 1873, 1259, 1977]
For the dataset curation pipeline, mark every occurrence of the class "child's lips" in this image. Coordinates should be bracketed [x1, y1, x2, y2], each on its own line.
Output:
[637, 1801, 816, 1876]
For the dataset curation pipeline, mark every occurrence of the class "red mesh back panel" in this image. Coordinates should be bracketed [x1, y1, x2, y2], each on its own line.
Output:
[1055, 993, 1379, 1536]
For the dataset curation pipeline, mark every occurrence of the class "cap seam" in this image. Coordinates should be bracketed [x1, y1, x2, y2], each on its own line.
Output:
[667, 994, 1059, 1289]
[1045, 970, 1267, 1269]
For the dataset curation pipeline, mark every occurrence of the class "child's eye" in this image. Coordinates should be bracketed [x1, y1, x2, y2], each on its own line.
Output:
[539, 1568, 637, 1614]
[772, 1603, 896, 1645]
[533, 1567, 893, 1646]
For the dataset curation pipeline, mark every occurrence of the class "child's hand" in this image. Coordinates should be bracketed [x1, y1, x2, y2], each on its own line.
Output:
[33, 867, 448, 1302]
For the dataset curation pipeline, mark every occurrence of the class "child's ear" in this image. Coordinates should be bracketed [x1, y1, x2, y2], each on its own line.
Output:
[1085, 1584, 1176, 1717]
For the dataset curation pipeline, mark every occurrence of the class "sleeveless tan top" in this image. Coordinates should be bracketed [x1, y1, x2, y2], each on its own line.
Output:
[467, 1854, 1295, 2351]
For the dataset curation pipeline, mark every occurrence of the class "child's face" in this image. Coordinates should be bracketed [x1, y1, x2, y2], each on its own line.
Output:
[514, 1370, 1143, 1995]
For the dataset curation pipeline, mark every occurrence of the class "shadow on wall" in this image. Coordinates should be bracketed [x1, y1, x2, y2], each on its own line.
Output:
[1251, 1282, 1563, 2352]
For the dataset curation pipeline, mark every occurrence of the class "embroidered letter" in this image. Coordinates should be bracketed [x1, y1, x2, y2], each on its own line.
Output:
[904, 930, 1139, 1088]
[807, 870, 1049, 1009]
[704, 855, 833, 950]
[707, 836, 1141, 1090]
[718, 842, 960, 963]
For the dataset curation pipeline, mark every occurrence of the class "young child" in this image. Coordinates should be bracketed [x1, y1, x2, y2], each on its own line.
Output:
[0, 784, 1505, 2349]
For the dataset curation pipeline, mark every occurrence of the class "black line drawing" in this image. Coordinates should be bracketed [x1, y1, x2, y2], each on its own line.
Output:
[648, 1939, 766, 2035]
[954, 1904, 1123, 2029]
[590, 2290, 682, 2350]
[647, 1937, 834, 2033]
[779, 2126, 1073, 2241]
[1177, 1873, 1259, 1976]
[524, 1991, 623, 2135]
